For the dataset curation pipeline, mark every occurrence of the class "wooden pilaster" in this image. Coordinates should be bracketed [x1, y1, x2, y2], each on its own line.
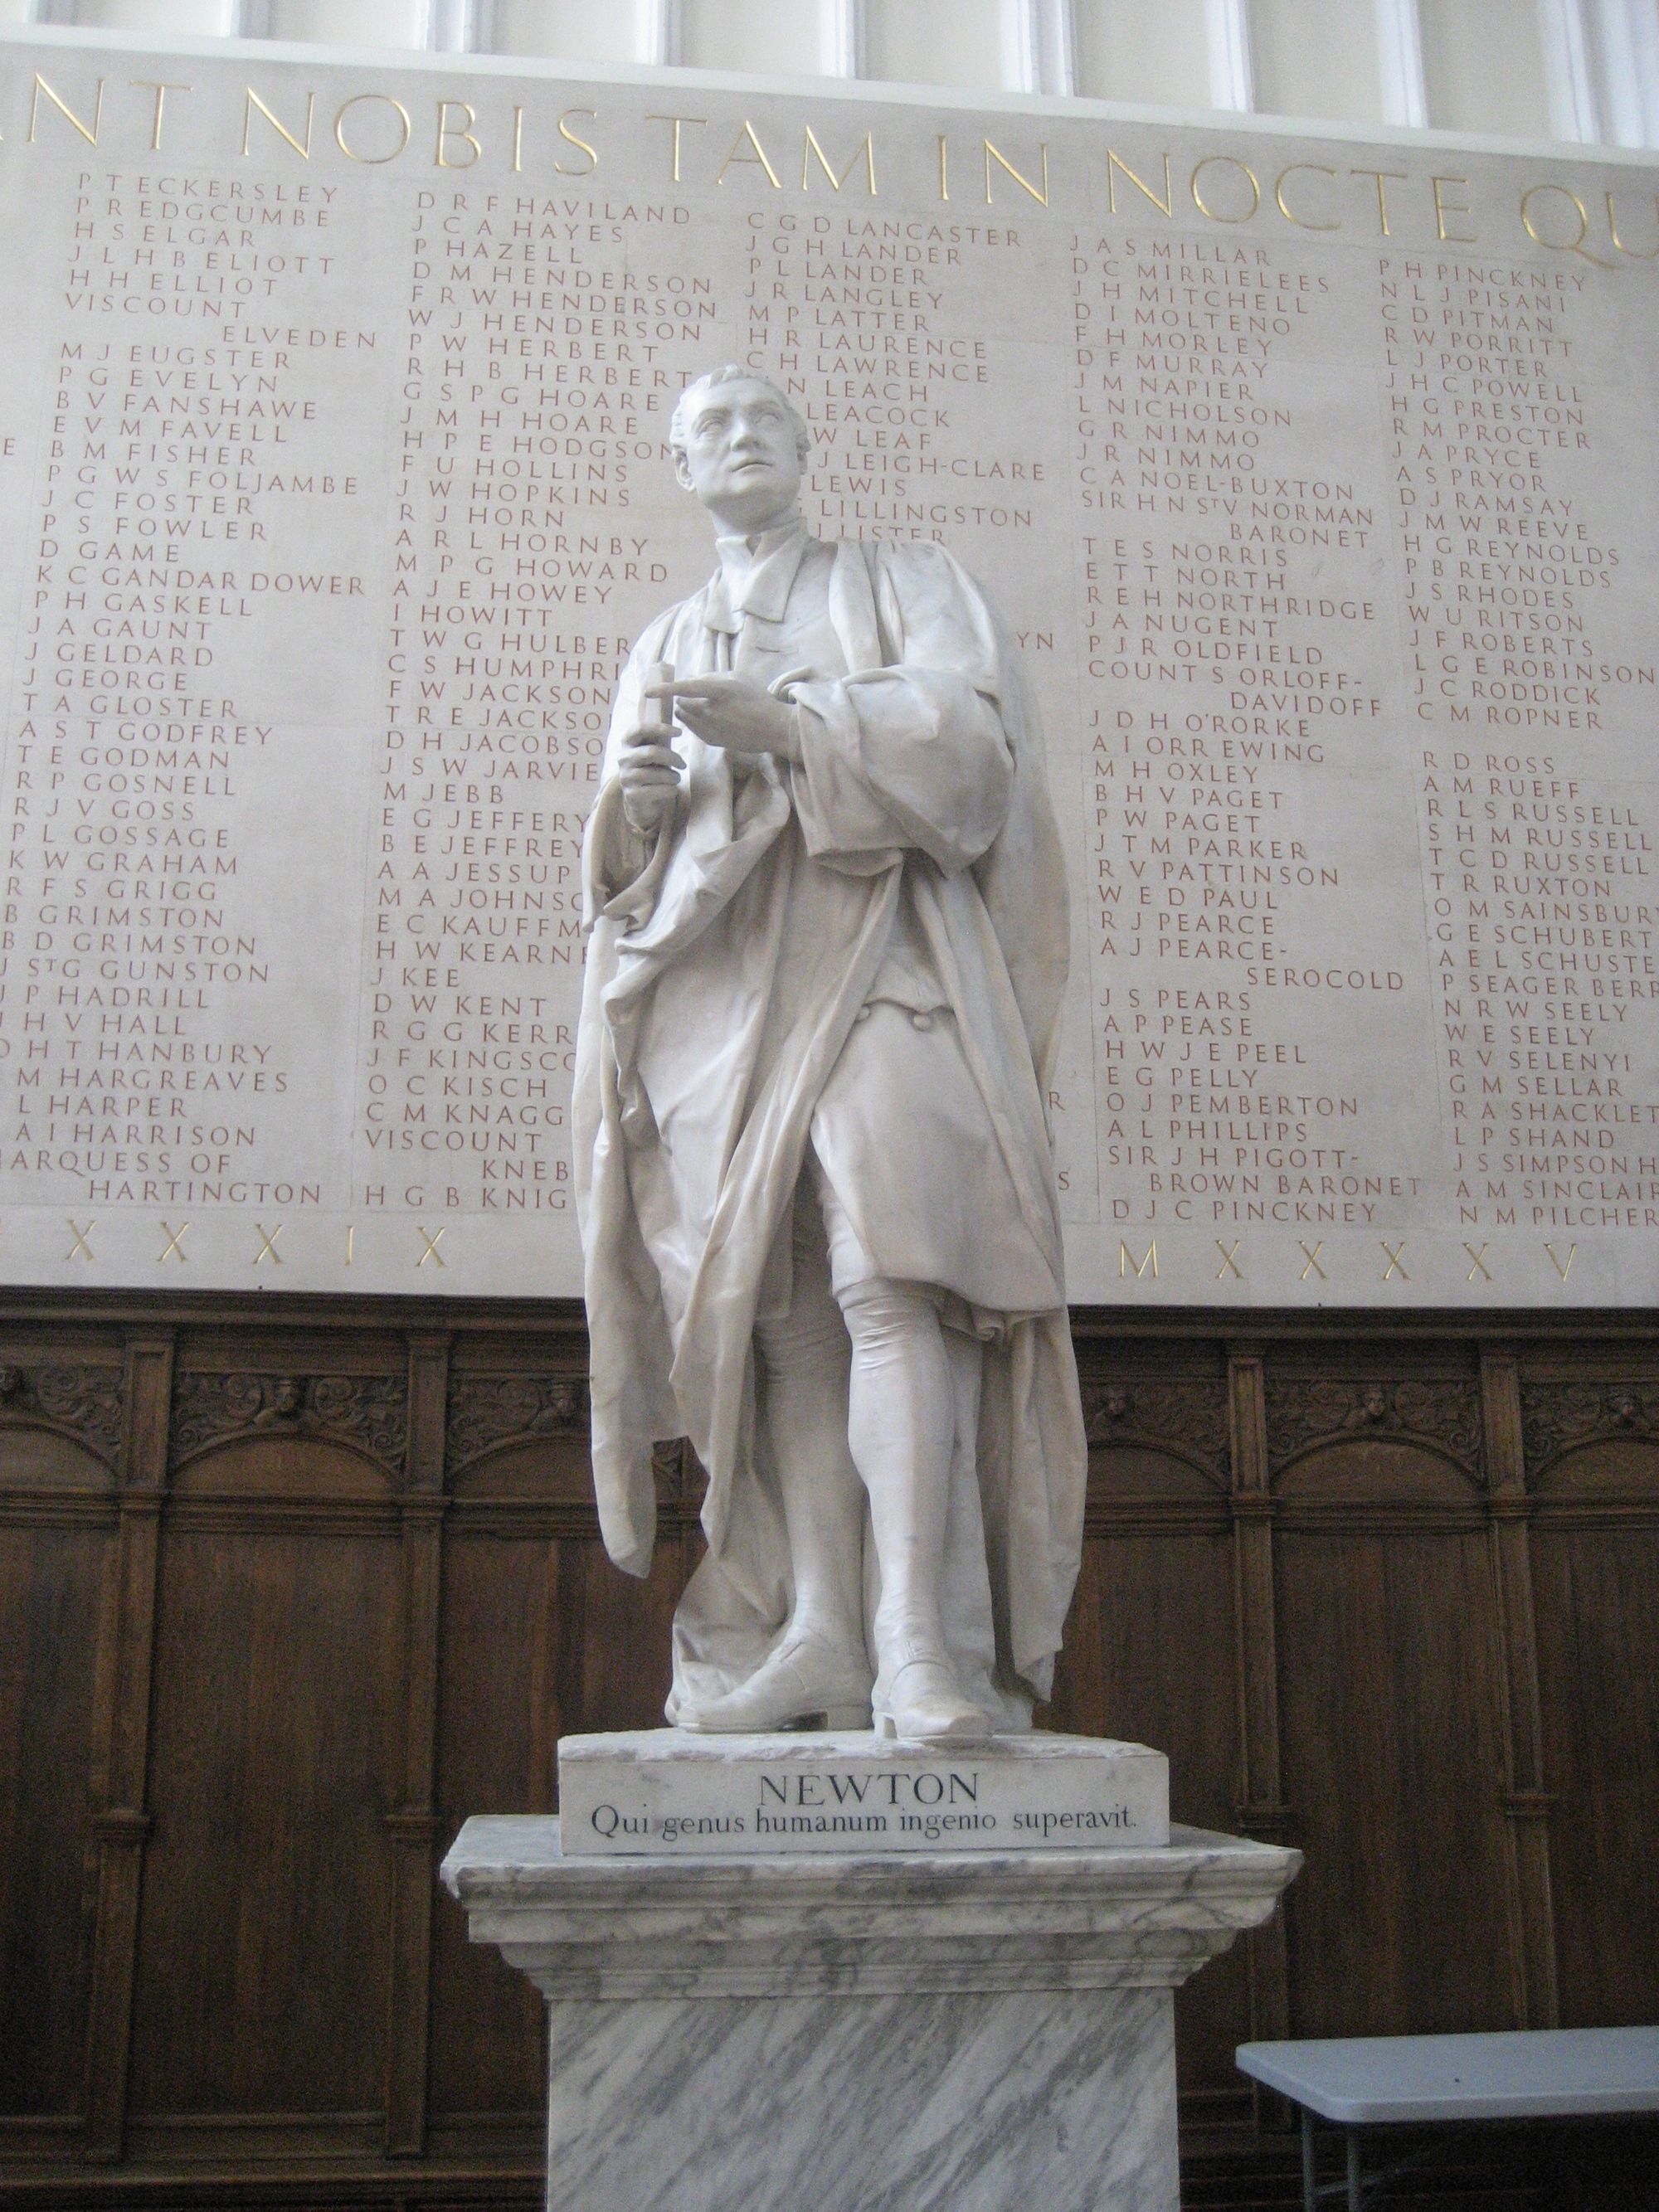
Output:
[81, 1331, 172, 2162]
[1481, 1347, 1559, 2029]
[1228, 1347, 1292, 2046]
[384, 1331, 450, 2157]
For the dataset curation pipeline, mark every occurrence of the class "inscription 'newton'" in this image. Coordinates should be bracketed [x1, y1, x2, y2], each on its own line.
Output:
[759, 1771, 982, 1809]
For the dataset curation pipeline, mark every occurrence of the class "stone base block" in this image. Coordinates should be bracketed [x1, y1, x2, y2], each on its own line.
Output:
[557, 1726, 1170, 1858]
[544, 1981, 1177, 2211]
[442, 1813, 1300, 2212]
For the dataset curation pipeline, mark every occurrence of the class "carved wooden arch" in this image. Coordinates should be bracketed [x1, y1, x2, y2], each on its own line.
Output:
[168, 1435, 401, 1506]
[1269, 1433, 1486, 1515]
[1525, 1440, 1659, 1519]
[0, 1360, 124, 1477]
[443, 1376, 593, 1513]
[1521, 1381, 1659, 1497]
[1078, 1377, 1230, 1497]
[0, 1417, 119, 1493]
[445, 1375, 589, 1471]
[168, 1371, 407, 1492]
[1265, 1377, 1485, 1500]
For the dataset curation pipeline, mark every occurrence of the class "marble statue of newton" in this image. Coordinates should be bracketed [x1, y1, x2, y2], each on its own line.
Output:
[575, 367, 1087, 1743]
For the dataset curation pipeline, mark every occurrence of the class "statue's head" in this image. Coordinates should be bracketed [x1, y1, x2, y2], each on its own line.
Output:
[669, 366, 809, 532]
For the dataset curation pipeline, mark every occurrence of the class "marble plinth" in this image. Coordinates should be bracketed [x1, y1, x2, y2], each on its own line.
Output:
[441, 1815, 1300, 2212]
[557, 1728, 1170, 1857]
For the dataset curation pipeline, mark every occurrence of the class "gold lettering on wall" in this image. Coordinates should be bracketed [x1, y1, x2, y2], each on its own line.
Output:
[802, 125, 876, 195]
[1275, 163, 1340, 231]
[242, 86, 314, 158]
[649, 113, 707, 185]
[333, 93, 412, 166]
[1605, 187, 1659, 258]
[0, 80, 1641, 281]
[983, 139, 1048, 207]
[556, 109, 598, 176]
[435, 99, 481, 169]
[1107, 148, 1173, 218]
[1349, 167, 1406, 236]
[1519, 182, 1618, 266]
[1431, 173, 1477, 243]
[717, 119, 780, 189]
[29, 74, 104, 147]
[1520, 181, 1584, 249]
[129, 79, 190, 153]
[2, 62, 1650, 1310]
[1191, 154, 1260, 224]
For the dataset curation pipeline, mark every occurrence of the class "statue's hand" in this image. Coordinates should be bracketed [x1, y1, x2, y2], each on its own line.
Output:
[644, 673, 801, 762]
[617, 721, 685, 835]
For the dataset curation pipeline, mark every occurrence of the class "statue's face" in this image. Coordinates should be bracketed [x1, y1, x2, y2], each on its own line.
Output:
[674, 378, 802, 527]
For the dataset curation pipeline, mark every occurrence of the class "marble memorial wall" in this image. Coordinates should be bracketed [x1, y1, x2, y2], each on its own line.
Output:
[0, 32, 1656, 1305]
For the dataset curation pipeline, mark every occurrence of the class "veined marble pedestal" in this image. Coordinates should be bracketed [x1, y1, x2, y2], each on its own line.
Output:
[442, 1801, 1298, 2212]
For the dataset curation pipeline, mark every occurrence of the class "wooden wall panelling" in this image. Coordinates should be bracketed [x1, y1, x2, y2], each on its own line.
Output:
[1521, 1367, 1659, 2030]
[1225, 1346, 1292, 2074]
[80, 1334, 170, 2164]
[1267, 1360, 1518, 2039]
[0, 1296, 1657, 2211]
[124, 1345, 406, 2161]
[426, 1354, 697, 2160]
[431, 1347, 634, 2156]
[0, 1352, 124, 2156]
[1479, 1349, 1559, 2029]
[384, 1330, 450, 2160]
[1046, 1354, 1248, 2130]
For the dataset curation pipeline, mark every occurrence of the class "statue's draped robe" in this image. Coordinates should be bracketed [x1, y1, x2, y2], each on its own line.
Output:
[575, 530, 1086, 1719]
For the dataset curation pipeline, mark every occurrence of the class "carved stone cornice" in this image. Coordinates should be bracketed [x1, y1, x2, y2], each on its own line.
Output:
[1078, 1377, 1229, 1475]
[443, 1816, 1301, 2002]
[0, 1360, 125, 1465]
[1263, 1378, 1484, 1478]
[1520, 1380, 1659, 1471]
[446, 1374, 589, 1469]
[171, 1373, 408, 1468]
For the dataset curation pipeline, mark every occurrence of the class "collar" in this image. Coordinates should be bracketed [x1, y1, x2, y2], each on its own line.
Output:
[704, 514, 813, 633]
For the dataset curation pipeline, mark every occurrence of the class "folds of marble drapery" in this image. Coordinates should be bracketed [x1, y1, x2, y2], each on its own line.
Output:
[574, 536, 1085, 1719]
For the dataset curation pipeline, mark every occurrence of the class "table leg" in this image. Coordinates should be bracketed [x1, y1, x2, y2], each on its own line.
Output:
[1545, 2120, 1589, 2211]
[1301, 2108, 1317, 2212]
[1345, 2127, 1363, 2210]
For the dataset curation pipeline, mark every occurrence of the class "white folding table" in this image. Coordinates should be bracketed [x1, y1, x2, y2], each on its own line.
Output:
[1237, 2025, 1659, 2210]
